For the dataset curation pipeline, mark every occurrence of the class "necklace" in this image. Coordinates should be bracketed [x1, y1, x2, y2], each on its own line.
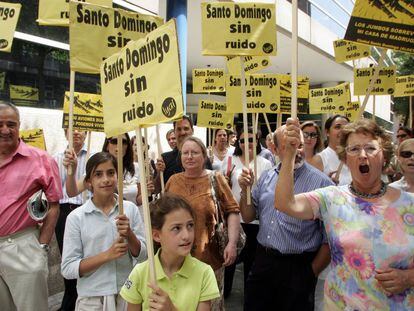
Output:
[348, 181, 387, 199]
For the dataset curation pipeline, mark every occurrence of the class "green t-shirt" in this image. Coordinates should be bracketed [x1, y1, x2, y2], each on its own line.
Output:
[120, 251, 220, 310]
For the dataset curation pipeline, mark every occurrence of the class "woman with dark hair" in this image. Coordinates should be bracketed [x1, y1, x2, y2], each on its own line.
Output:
[275, 118, 414, 310]
[301, 121, 323, 165]
[390, 138, 414, 192]
[211, 129, 234, 171]
[221, 127, 272, 297]
[64, 133, 140, 206]
[312, 114, 352, 185]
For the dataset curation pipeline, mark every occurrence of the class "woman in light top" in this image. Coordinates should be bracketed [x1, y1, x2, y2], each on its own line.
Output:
[211, 129, 234, 171]
[390, 138, 414, 192]
[312, 115, 352, 185]
[301, 121, 323, 165]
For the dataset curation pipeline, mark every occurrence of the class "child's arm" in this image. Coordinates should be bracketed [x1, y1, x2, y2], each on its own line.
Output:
[127, 303, 142, 311]
[79, 237, 128, 277]
[116, 214, 141, 257]
[196, 301, 211, 311]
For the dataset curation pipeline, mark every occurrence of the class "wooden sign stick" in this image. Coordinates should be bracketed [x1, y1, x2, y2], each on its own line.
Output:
[240, 57, 251, 204]
[67, 71, 75, 175]
[253, 113, 258, 183]
[155, 124, 165, 193]
[356, 49, 387, 120]
[372, 95, 376, 121]
[82, 131, 92, 203]
[263, 113, 272, 134]
[117, 135, 124, 215]
[291, 0, 298, 120]
[136, 127, 157, 284]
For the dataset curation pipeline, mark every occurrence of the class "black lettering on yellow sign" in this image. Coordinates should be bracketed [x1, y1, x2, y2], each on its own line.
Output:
[123, 101, 154, 123]
[0, 6, 16, 20]
[206, 4, 272, 22]
[76, 3, 110, 27]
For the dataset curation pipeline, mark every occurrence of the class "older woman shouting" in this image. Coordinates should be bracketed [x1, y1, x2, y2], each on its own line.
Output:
[165, 136, 240, 311]
[275, 118, 414, 310]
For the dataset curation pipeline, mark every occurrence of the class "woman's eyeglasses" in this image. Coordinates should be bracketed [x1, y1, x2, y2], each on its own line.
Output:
[108, 138, 128, 145]
[303, 132, 318, 139]
[239, 137, 254, 144]
[345, 143, 381, 156]
[397, 134, 408, 139]
[400, 151, 414, 159]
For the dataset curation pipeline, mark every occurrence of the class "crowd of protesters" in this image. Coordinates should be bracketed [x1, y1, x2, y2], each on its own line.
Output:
[2, 99, 414, 311]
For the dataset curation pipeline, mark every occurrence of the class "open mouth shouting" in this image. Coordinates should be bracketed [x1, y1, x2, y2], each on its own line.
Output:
[359, 164, 370, 174]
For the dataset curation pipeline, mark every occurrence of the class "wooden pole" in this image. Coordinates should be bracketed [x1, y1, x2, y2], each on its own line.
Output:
[144, 127, 151, 178]
[372, 95, 376, 121]
[356, 49, 387, 119]
[67, 71, 75, 175]
[291, 0, 298, 119]
[277, 113, 282, 128]
[253, 113, 258, 183]
[410, 96, 413, 129]
[136, 127, 157, 283]
[240, 57, 251, 204]
[155, 124, 165, 193]
[82, 131, 91, 203]
[117, 135, 124, 215]
[263, 113, 272, 134]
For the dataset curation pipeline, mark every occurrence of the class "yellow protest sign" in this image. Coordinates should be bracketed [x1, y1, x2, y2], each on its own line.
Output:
[226, 74, 280, 113]
[70, 1, 164, 74]
[37, 0, 112, 26]
[309, 83, 351, 114]
[0, 72, 5, 91]
[192, 68, 225, 93]
[0, 2, 21, 53]
[20, 129, 46, 151]
[197, 100, 234, 130]
[333, 39, 371, 63]
[344, 0, 414, 54]
[344, 101, 360, 122]
[226, 56, 271, 75]
[10, 85, 39, 106]
[278, 74, 309, 114]
[395, 75, 414, 97]
[354, 66, 396, 96]
[100, 20, 183, 137]
[62, 92, 104, 132]
[201, 2, 276, 56]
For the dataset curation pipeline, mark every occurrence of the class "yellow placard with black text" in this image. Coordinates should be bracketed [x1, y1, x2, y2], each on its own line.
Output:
[100, 20, 184, 137]
[226, 74, 280, 113]
[309, 83, 351, 114]
[10, 85, 39, 106]
[344, 101, 360, 122]
[37, 0, 112, 26]
[344, 0, 414, 54]
[20, 129, 46, 151]
[333, 39, 371, 63]
[192, 68, 225, 93]
[394, 75, 414, 97]
[62, 92, 104, 132]
[0, 2, 21, 53]
[70, 1, 164, 73]
[197, 100, 234, 130]
[0, 72, 5, 91]
[278, 74, 309, 114]
[201, 2, 276, 56]
[226, 56, 270, 75]
[354, 66, 396, 96]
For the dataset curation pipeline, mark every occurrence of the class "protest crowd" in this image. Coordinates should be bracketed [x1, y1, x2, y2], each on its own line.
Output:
[1, 0, 414, 311]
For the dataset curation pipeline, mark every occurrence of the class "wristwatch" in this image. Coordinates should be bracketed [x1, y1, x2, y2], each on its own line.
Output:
[40, 244, 50, 252]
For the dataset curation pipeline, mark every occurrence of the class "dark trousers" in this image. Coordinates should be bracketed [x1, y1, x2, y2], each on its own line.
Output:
[224, 223, 259, 298]
[55, 203, 80, 311]
[244, 244, 317, 311]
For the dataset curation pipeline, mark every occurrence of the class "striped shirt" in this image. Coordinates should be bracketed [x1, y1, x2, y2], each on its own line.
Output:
[252, 162, 334, 254]
[54, 145, 88, 205]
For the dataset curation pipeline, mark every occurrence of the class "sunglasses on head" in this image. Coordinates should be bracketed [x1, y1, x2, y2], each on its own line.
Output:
[303, 132, 318, 139]
[397, 134, 408, 139]
[108, 138, 128, 145]
[239, 137, 254, 144]
[400, 150, 414, 159]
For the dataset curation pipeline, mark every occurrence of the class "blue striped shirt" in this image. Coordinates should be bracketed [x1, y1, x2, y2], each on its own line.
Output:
[54, 145, 88, 205]
[252, 162, 334, 254]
